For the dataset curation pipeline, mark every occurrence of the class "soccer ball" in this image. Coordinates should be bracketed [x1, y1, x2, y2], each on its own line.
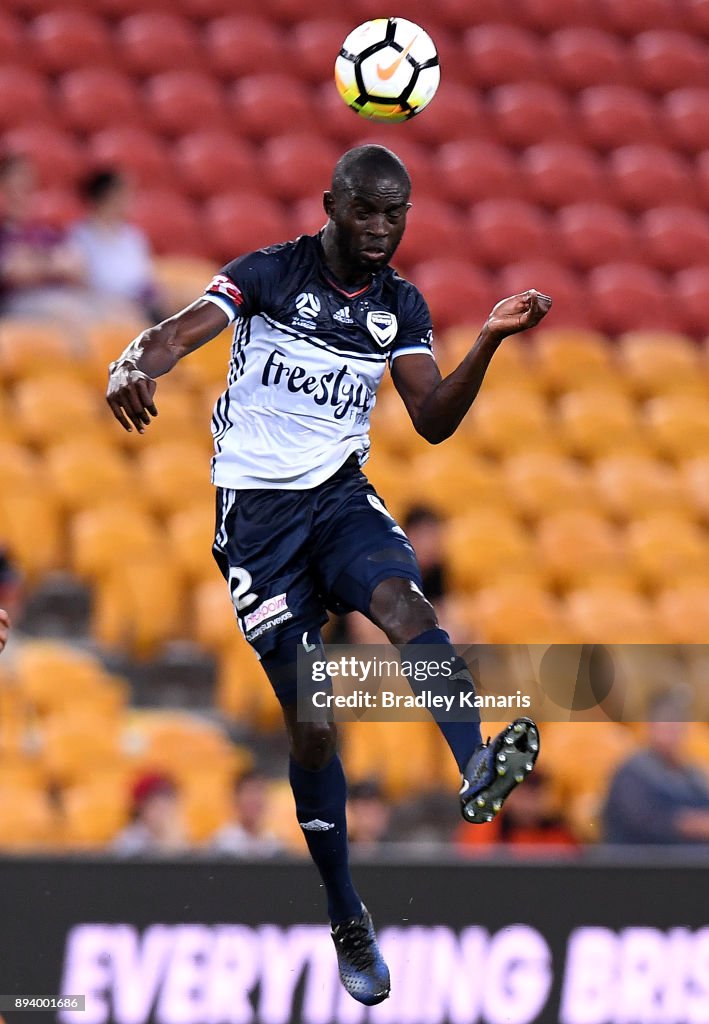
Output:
[335, 18, 440, 123]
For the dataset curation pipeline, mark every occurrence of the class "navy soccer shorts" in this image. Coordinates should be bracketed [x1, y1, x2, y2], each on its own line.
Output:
[212, 456, 424, 704]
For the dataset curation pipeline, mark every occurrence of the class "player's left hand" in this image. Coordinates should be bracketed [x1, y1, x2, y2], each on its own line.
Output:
[485, 290, 552, 340]
[0, 608, 10, 654]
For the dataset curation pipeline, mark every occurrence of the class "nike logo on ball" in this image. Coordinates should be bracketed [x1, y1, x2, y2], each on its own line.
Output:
[377, 36, 417, 80]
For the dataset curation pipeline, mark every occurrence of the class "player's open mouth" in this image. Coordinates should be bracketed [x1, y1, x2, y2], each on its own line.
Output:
[361, 249, 388, 261]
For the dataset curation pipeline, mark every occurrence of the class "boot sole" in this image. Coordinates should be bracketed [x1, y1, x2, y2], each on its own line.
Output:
[461, 718, 540, 823]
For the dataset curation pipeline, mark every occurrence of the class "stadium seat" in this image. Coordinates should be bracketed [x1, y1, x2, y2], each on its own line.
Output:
[13, 641, 113, 711]
[143, 72, 227, 136]
[0, 67, 52, 129]
[203, 193, 289, 263]
[0, 443, 42, 496]
[261, 134, 339, 201]
[487, 83, 575, 146]
[0, 493, 62, 580]
[578, 86, 659, 149]
[60, 780, 130, 848]
[97, 0, 175, 12]
[396, 198, 470, 267]
[681, 457, 709, 519]
[203, 15, 285, 78]
[462, 24, 542, 85]
[135, 442, 212, 515]
[3, 124, 80, 187]
[515, 0, 599, 30]
[663, 88, 709, 154]
[556, 389, 644, 458]
[656, 585, 709, 644]
[599, 0, 678, 33]
[531, 328, 618, 395]
[130, 190, 204, 257]
[674, 266, 709, 336]
[291, 18, 351, 83]
[409, 259, 494, 329]
[404, 81, 487, 145]
[30, 187, 83, 229]
[28, 11, 112, 72]
[468, 200, 551, 267]
[496, 261, 587, 328]
[547, 28, 627, 89]
[152, 256, 218, 316]
[174, 132, 259, 199]
[699, 151, 709, 208]
[686, 0, 709, 36]
[13, 374, 102, 446]
[609, 144, 698, 212]
[616, 331, 703, 397]
[87, 127, 170, 188]
[0, 12, 22, 63]
[438, 140, 520, 204]
[563, 585, 658, 643]
[440, 332, 534, 392]
[0, 320, 74, 383]
[588, 263, 677, 334]
[0, 788, 57, 849]
[166, 505, 217, 584]
[459, 387, 553, 456]
[82, 320, 147, 390]
[593, 454, 690, 521]
[468, 581, 567, 643]
[93, 558, 186, 655]
[626, 515, 709, 588]
[631, 31, 708, 93]
[502, 452, 592, 519]
[228, 74, 315, 140]
[520, 144, 607, 208]
[40, 715, 125, 786]
[115, 13, 201, 74]
[556, 203, 638, 270]
[645, 394, 709, 460]
[309, 82, 372, 145]
[133, 386, 213, 450]
[443, 511, 536, 590]
[70, 505, 167, 581]
[537, 510, 626, 588]
[410, 449, 509, 517]
[44, 440, 137, 513]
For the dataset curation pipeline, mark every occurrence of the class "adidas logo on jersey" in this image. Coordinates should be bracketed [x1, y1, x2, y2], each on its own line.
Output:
[334, 306, 354, 324]
[300, 819, 335, 832]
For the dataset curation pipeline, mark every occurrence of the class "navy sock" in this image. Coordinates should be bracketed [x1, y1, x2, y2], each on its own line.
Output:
[401, 627, 483, 772]
[289, 754, 362, 925]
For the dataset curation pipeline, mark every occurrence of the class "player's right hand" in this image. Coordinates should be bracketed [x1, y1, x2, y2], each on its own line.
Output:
[0, 608, 10, 653]
[106, 361, 158, 433]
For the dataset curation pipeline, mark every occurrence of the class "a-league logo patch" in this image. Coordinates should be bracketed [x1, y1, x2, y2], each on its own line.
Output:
[366, 311, 398, 347]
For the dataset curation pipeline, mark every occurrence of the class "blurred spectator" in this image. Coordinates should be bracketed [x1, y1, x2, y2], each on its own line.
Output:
[0, 607, 9, 654]
[112, 772, 189, 855]
[347, 778, 393, 853]
[403, 505, 447, 602]
[455, 769, 577, 853]
[0, 548, 24, 664]
[210, 770, 283, 857]
[603, 689, 709, 845]
[70, 169, 160, 323]
[0, 152, 91, 330]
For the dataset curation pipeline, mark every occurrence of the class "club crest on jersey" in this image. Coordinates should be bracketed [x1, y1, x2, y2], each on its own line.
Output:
[366, 311, 398, 347]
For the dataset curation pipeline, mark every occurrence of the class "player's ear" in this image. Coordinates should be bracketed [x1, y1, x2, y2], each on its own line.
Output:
[323, 190, 335, 217]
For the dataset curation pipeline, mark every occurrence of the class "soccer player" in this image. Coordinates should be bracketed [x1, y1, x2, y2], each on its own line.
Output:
[0, 608, 9, 654]
[107, 144, 551, 1006]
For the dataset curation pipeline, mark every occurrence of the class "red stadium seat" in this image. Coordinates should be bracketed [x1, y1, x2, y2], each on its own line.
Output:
[403, 82, 487, 145]
[410, 259, 495, 329]
[639, 207, 709, 271]
[631, 31, 709, 92]
[686, 0, 709, 37]
[143, 72, 227, 136]
[261, 134, 339, 201]
[0, 12, 23, 62]
[588, 263, 676, 334]
[663, 89, 709, 154]
[289, 196, 327, 237]
[57, 69, 142, 132]
[608, 145, 697, 211]
[3, 125, 81, 187]
[129, 191, 203, 257]
[179, 0, 237, 15]
[369, 139, 439, 198]
[116, 13, 200, 74]
[520, 144, 607, 207]
[599, 0, 679, 34]
[462, 24, 542, 86]
[203, 193, 289, 262]
[352, 0, 434, 24]
[203, 16, 285, 79]
[175, 132, 259, 199]
[311, 82, 372, 145]
[31, 188, 83, 229]
[487, 83, 575, 146]
[0, 67, 52, 129]
[98, 0, 174, 13]
[87, 128, 170, 188]
[228, 75, 315, 140]
[28, 11, 112, 72]
[497, 262, 587, 328]
[438, 141, 519, 204]
[435, 0, 512, 28]
[467, 200, 552, 267]
[557, 203, 638, 270]
[395, 198, 470, 268]
[673, 267, 709, 336]
[578, 86, 659, 149]
[700, 151, 709, 208]
[547, 28, 627, 89]
[291, 18, 351, 83]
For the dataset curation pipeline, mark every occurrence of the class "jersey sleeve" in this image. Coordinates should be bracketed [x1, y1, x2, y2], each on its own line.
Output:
[202, 250, 277, 324]
[389, 284, 435, 363]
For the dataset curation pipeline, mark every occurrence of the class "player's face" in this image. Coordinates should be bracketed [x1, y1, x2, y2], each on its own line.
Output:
[328, 176, 411, 275]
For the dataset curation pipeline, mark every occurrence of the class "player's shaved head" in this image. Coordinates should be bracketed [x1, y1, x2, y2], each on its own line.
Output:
[331, 145, 411, 197]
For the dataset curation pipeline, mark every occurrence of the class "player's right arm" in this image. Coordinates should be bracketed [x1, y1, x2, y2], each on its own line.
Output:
[106, 298, 228, 433]
[0, 608, 10, 654]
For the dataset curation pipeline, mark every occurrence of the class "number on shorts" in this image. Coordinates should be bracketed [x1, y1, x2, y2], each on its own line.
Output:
[228, 566, 258, 611]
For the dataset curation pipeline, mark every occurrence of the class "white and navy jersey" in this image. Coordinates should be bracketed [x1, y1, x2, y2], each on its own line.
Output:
[202, 231, 434, 490]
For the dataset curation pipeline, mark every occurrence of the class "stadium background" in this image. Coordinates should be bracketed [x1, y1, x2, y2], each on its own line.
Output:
[0, 0, 708, 1020]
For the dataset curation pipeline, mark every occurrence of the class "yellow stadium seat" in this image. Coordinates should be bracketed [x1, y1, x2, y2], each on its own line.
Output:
[369, 391, 431, 459]
[70, 504, 166, 581]
[656, 584, 709, 643]
[167, 503, 219, 583]
[0, 755, 48, 790]
[0, 442, 43, 494]
[13, 640, 113, 712]
[536, 510, 627, 588]
[626, 514, 709, 588]
[593, 454, 691, 520]
[563, 585, 659, 642]
[617, 331, 704, 398]
[264, 779, 308, 855]
[215, 639, 268, 725]
[39, 713, 126, 786]
[341, 720, 440, 801]
[44, 439, 137, 512]
[0, 492, 62, 580]
[181, 772, 233, 843]
[443, 511, 536, 591]
[0, 785, 58, 850]
[83, 320, 147, 389]
[0, 319, 75, 384]
[12, 373, 109, 447]
[124, 710, 248, 781]
[359, 449, 417, 522]
[153, 256, 218, 316]
[180, 329, 233, 389]
[59, 779, 131, 849]
[557, 389, 645, 458]
[532, 328, 619, 395]
[193, 578, 238, 653]
[465, 581, 569, 643]
[680, 457, 709, 519]
[460, 388, 553, 456]
[93, 558, 187, 656]
[135, 441, 213, 514]
[646, 395, 709, 460]
[135, 385, 212, 449]
[439, 331, 535, 391]
[502, 451, 593, 518]
[411, 449, 509, 517]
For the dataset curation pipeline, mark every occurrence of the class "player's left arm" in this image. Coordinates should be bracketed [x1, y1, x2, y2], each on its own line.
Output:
[392, 289, 551, 444]
[0, 608, 10, 653]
